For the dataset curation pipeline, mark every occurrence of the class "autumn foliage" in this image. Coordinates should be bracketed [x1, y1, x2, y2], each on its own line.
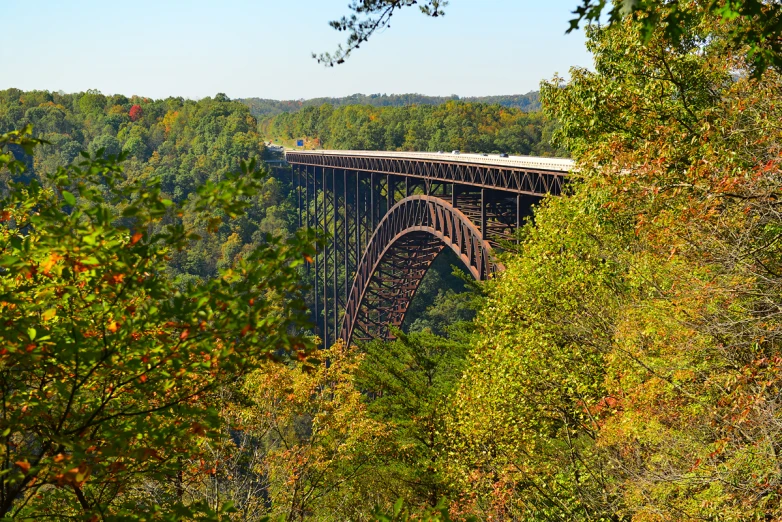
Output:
[0, 129, 315, 519]
[443, 9, 782, 521]
[128, 103, 143, 121]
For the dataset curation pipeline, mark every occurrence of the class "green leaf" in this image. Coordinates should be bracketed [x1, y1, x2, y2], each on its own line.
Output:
[393, 498, 403, 517]
[61, 190, 76, 206]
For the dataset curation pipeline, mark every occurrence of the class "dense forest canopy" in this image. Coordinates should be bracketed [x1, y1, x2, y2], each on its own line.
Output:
[239, 91, 541, 118]
[261, 100, 563, 156]
[0, 88, 299, 285]
[7, 0, 782, 517]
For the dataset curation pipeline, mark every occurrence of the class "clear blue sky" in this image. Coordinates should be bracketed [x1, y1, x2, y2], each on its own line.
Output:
[2, 0, 593, 100]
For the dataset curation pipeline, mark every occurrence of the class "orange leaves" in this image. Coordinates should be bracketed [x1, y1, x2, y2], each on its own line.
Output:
[104, 272, 125, 285]
[54, 462, 91, 487]
[53, 453, 67, 464]
[40, 253, 62, 275]
[15, 460, 30, 474]
[107, 321, 119, 333]
[130, 232, 143, 245]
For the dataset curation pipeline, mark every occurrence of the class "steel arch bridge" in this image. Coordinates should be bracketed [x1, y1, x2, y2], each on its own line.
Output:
[284, 150, 573, 346]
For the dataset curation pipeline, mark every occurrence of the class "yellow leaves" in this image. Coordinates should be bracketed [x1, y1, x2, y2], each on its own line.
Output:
[40, 252, 62, 275]
[162, 110, 180, 133]
[107, 321, 119, 333]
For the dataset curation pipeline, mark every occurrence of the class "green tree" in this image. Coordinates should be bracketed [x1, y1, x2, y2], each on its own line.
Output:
[0, 126, 314, 519]
[241, 341, 391, 521]
[445, 4, 782, 520]
[358, 330, 469, 510]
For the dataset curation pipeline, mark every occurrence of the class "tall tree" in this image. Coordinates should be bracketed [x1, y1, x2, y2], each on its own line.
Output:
[0, 127, 314, 519]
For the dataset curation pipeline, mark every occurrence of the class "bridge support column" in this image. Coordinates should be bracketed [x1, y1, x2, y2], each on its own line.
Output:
[516, 194, 521, 243]
[370, 173, 375, 234]
[305, 166, 310, 277]
[356, 171, 361, 284]
[313, 166, 319, 339]
[481, 189, 486, 240]
[387, 175, 393, 212]
[344, 169, 349, 311]
[323, 166, 330, 347]
[332, 168, 338, 348]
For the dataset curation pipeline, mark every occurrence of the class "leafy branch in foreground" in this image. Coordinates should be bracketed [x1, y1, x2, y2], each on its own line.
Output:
[319, 0, 782, 78]
[0, 127, 316, 519]
[568, 0, 782, 77]
[315, 0, 447, 66]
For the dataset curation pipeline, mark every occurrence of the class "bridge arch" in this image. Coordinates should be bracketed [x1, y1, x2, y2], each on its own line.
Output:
[340, 195, 501, 345]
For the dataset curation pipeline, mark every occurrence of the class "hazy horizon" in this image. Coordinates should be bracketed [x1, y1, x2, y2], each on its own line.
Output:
[0, 88, 542, 102]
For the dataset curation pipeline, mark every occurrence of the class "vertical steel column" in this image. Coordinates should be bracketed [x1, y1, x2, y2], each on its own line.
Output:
[387, 174, 393, 212]
[344, 169, 349, 305]
[333, 168, 338, 345]
[480, 188, 486, 240]
[516, 194, 521, 243]
[313, 166, 319, 337]
[452, 184, 459, 209]
[296, 166, 301, 230]
[305, 165, 310, 277]
[370, 173, 375, 232]
[322, 166, 328, 347]
[405, 177, 410, 197]
[355, 171, 361, 274]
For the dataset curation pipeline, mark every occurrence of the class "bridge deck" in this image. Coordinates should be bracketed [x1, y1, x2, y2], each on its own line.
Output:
[285, 149, 574, 173]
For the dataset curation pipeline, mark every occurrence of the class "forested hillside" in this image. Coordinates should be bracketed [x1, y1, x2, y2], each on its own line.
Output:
[7, 0, 782, 518]
[240, 91, 540, 117]
[262, 101, 563, 155]
[0, 89, 297, 284]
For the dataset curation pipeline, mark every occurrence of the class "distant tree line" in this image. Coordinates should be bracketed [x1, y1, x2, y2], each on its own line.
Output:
[240, 91, 541, 118]
[261, 100, 563, 156]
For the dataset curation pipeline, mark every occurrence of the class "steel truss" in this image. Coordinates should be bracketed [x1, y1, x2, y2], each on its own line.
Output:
[286, 152, 563, 196]
[340, 195, 499, 344]
[287, 156, 558, 346]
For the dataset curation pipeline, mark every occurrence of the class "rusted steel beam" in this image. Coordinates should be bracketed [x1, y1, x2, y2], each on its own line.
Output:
[339, 195, 500, 345]
[286, 152, 564, 197]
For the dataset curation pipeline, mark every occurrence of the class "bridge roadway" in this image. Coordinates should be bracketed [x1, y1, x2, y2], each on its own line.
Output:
[285, 149, 573, 172]
[285, 150, 573, 197]
[283, 150, 574, 346]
